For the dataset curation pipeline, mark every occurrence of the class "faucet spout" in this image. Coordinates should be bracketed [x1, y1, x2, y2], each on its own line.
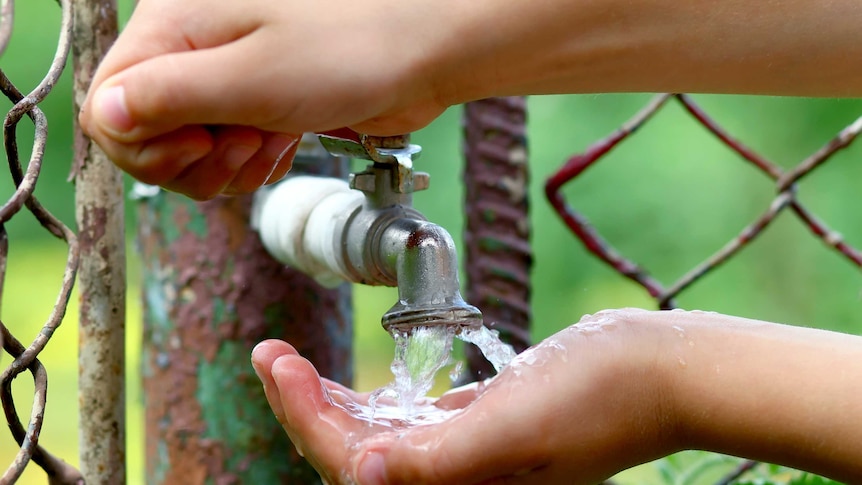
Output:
[377, 218, 482, 333]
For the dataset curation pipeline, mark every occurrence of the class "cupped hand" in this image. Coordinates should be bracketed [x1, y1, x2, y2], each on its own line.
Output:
[251, 309, 676, 485]
[80, 0, 452, 199]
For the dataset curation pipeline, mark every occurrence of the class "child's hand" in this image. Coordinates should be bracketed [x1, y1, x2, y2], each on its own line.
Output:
[252, 309, 862, 484]
[79, 0, 451, 199]
[251, 309, 674, 484]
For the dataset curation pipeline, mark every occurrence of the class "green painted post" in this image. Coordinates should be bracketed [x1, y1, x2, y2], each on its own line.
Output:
[136, 149, 352, 484]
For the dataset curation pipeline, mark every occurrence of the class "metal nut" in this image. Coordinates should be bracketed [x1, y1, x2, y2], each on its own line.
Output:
[349, 172, 376, 192]
[413, 172, 430, 192]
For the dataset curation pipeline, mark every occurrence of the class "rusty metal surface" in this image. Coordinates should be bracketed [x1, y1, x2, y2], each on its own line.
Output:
[71, 0, 126, 483]
[545, 93, 862, 481]
[0, 0, 84, 482]
[137, 159, 353, 483]
[462, 97, 533, 379]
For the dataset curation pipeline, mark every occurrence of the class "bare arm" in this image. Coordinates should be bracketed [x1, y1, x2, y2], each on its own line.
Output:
[81, 0, 862, 199]
[661, 311, 862, 481]
[430, 0, 862, 103]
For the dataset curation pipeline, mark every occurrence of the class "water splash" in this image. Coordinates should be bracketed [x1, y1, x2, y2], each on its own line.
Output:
[340, 323, 517, 433]
[339, 399, 459, 429]
[457, 325, 517, 373]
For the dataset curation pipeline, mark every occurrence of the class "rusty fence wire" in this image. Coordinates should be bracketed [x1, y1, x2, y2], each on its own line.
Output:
[0, 0, 86, 483]
[545, 93, 862, 482]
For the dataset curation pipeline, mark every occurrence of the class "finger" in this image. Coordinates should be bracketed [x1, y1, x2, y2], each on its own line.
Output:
[271, 355, 364, 470]
[250, 339, 300, 424]
[263, 137, 300, 185]
[271, 354, 342, 430]
[434, 380, 484, 410]
[87, 34, 306, 143]
[224, 132, 299, 194]
[85, 124, 214, 185]
[320, 377, 370, 404]
[81, 0, 262, 118]
[161, 126, 263, 199]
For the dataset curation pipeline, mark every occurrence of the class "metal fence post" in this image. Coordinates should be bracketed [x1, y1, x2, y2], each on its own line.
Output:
[136, 150, 352, 483]
[71, 0, 126, 483]
[463, 97, 533, 379]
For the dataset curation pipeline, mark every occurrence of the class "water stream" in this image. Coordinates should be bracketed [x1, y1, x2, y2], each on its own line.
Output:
[345, 324, 517, 428]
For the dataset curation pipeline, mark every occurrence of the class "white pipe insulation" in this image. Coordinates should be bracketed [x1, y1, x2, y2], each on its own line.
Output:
[253, 176, 364, 288]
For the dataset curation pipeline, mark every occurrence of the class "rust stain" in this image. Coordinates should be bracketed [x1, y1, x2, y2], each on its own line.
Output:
[140, 191, 352, 484]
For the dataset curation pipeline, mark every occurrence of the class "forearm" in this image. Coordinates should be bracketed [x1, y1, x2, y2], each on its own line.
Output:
[428, 0, 862, 103]
[659, 312, 862, 481]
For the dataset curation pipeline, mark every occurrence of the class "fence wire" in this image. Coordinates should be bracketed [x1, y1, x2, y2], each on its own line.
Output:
[0, 0, 83, 483]
[545, 93, 862, 482]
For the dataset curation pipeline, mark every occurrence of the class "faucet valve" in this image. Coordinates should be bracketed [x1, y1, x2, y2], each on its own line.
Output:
[318, 129, 425, 194]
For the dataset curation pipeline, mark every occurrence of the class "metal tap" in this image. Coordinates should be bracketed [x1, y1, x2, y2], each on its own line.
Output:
[315, 130, 482, 333]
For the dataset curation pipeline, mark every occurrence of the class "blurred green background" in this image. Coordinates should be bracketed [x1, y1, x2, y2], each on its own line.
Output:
[2, 0, 861, 484]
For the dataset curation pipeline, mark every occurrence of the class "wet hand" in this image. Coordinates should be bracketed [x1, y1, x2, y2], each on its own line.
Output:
[251, 309, 674, 485]
[79, 0, 451, 200]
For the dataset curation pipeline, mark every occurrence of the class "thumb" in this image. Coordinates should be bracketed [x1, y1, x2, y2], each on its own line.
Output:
[87, 0, 261, 88]
[82, 0, 270, 141]
[88, 35, 288, 142]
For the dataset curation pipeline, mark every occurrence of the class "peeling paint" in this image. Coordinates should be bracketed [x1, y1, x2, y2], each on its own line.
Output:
[73, 0, 126, 480]
[138, 189, 352, 484]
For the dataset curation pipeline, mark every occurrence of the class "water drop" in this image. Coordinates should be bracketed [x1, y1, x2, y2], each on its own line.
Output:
[690, 309, 718, 315]
[449, 360, 463, 383]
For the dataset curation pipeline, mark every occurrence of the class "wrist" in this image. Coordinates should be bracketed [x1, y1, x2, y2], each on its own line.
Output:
[562, 310, 685, 465]
[614, 310, 687, 456]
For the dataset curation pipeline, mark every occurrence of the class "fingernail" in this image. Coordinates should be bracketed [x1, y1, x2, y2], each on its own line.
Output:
[93, 85, 135, 133]
[250, 343, 266, 379]
[251, 360, 264, 383]
[224, 144, 258, 170]
[272, 135, 299, 164]
[356, 452, 387, 485]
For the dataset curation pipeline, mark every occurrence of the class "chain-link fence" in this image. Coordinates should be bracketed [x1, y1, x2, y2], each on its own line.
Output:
[0, 0, 86, 482]
[545, 93, 862, 482]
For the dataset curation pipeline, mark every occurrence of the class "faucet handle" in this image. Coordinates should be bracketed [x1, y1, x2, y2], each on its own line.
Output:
[318, 129, 425, 195]
[316, 129, 421, 165]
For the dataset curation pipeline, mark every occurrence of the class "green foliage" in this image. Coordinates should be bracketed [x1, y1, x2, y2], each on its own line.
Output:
[651, 451, 841, 485]
[655, 451, 740, 485]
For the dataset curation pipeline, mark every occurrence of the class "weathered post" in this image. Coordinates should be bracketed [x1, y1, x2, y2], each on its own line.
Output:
[71, 0, 126, 482]
[136, 144, 352, 483]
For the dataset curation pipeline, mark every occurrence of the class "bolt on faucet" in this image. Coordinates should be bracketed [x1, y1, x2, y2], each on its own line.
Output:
[254, 131, 482, 334]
